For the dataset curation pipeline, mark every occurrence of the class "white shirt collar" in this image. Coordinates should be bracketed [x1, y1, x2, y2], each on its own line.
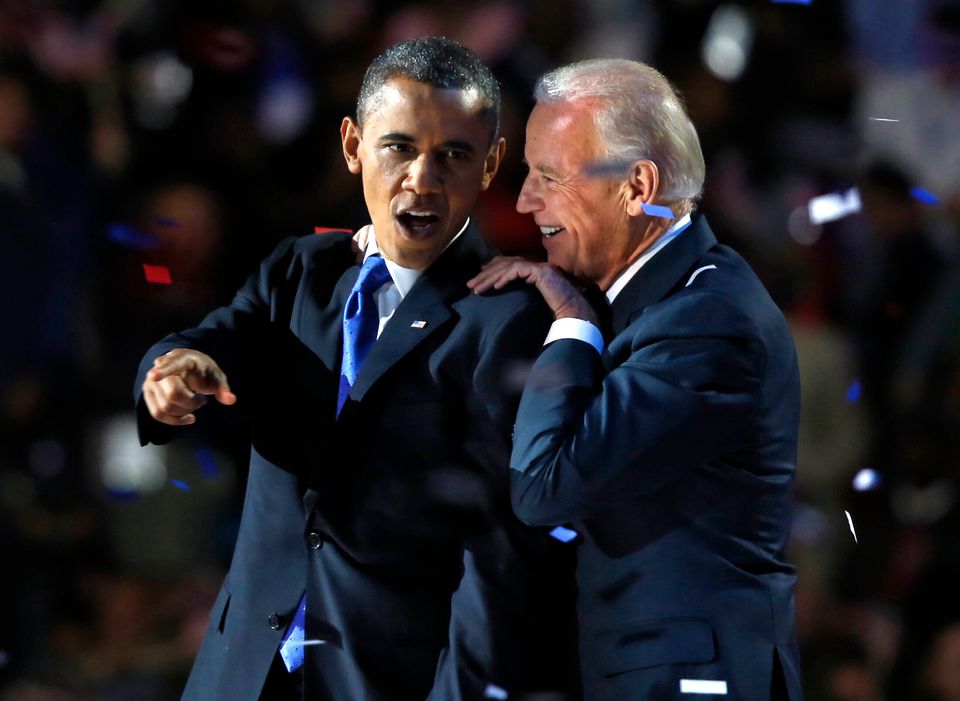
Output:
[605, 213, 692, 304]
[363, 217, 471, 298]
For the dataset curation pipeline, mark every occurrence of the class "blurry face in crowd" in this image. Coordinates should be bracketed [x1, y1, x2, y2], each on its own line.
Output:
[517, 99, 655, 291]
[341, 77, 505, 270]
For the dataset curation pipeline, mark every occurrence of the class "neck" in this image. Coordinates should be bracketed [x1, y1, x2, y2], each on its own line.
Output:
[597, 218, 672, 292]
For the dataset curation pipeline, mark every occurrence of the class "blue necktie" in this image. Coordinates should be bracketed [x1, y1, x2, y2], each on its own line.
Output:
[337, 254, 392, 416]
[278, 255, 391, 672]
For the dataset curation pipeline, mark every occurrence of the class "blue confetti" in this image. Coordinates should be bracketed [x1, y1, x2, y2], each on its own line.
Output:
[845, 380, 861, 403]
[910, 187, 940, 205]
[153, 216, 180, 228]
[105, 488, 140, 501]
[170, 479, 191, 491]
[642, 203, 675, 219]
[107, 223, 159, 250]
[484, 684, 509, 700]
[771, 0, 812, 4]
[196, 446, 219, 478]
[549, 525, 579, 543]
[583, 160, 634, 178]
[852, 468, 881, 492]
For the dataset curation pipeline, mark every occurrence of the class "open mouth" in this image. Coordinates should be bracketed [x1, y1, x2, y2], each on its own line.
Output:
[397, 210, 442, 231]
[540, 225, 565, 238]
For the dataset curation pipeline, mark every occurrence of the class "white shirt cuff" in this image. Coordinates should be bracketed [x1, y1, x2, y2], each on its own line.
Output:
[543, 318, 605, 354]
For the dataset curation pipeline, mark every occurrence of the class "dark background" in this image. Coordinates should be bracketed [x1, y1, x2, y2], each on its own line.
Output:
[2, 0, 960, 698]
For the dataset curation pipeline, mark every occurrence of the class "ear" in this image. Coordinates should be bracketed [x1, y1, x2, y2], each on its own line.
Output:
[480, 137, 507, 191]
[341, 117, 363, 174]
[624, 159, 660, 216]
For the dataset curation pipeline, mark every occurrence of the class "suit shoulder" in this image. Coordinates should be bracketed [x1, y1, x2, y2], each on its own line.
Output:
[262, 232, 355, 277]
[462, 280, 552, 320]
[288, 231, 354, 258]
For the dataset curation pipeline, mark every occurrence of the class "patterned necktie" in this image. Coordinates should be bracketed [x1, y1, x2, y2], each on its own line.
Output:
[278, 255, 391, 673]
[337, 254, 392, 416]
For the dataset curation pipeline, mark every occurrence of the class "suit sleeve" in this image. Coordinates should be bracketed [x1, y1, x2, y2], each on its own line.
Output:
[510, 291, 766, 526]
[133, 236, 303, 446]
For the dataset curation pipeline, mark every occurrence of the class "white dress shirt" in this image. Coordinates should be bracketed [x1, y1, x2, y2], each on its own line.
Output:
[362, 218, 470, 337]
[543, 213, 692, 353]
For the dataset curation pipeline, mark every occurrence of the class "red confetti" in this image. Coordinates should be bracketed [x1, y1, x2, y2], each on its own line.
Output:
[314, 226, 353, 235]
[143, 264, 172, 285]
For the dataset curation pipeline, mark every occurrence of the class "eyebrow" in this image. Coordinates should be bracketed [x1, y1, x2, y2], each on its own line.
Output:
[377, 132, 477, 154]
[523, 158, 561, 178]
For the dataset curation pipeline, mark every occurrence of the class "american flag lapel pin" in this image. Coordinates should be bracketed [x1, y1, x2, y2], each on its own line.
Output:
[410, 320, 428, 329]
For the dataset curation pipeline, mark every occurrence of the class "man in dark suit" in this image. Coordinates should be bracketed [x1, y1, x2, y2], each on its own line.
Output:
[136, 38, 578, 701]
[470, 59, 803, 700]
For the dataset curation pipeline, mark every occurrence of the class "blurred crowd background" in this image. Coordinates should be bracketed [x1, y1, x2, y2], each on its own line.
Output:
[2, 0, 960, 699]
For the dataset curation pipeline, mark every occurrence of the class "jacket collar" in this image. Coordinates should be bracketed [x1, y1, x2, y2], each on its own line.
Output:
[609, 215, 717, 334]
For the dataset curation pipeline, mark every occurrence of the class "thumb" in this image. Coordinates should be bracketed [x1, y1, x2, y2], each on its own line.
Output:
[215, 382, 237, 406]
[187, 366, 236, 405]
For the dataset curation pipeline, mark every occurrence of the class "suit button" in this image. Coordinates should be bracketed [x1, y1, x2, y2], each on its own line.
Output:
[268, 613, 282, 630]
[306, 530, 324, 550]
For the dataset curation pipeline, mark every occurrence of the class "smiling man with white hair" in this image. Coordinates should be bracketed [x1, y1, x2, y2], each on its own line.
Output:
[471, 58, 804, 701]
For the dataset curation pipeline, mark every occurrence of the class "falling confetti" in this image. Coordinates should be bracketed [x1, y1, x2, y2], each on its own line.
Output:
[642, 203, 675, 219]
[196, 446, 219, 478]
[105, 488, 140, 501]
[170, 479, 191, 491]
[314, 226, 353, 235]
[808, 188, 861, 225]
[484, 684, 509, 700]
[289, 639, 327, 647]
[868, 117, 900, 122]
[143, 264, 173, 285]
[680, 679, 728, 695]
[549, 525, 579, 543]
[107, 223, 159, 250]
[852, 468, 881, 492]
[845, 380, 862, 403]
[910, 187, 939, 205]
[844, 510, 858, 543]
[153, 216, 180, 227]
[771, 0, 812, 4]
[583, 160, 634, 177]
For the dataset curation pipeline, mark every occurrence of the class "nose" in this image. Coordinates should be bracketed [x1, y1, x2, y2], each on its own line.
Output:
[516, 174, 542, 214]
[404, 154, 442, 195]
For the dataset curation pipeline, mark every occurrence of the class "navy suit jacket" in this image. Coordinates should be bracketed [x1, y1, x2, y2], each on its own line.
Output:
[135, 225, 580, 700]
[510, 216, 803, 700]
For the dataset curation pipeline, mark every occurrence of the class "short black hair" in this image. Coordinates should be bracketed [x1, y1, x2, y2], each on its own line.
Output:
[356, 36, 501, 142]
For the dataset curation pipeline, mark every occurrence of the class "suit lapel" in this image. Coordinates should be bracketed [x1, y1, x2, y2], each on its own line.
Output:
[347, 222, 492, 405]
[604, 217, 718, 371]
[609, 216, 718, 334]
[294, 236, 360, 373]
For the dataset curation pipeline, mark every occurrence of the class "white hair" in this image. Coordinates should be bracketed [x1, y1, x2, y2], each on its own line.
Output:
[534, 59, 705, 216]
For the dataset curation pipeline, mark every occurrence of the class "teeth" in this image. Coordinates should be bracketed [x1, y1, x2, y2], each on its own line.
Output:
[540, 225, 565, 236]
[407, 211, 435, 217]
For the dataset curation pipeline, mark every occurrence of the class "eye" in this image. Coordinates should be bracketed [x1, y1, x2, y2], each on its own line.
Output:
[384, 143, 414, 153]
[441, 149, 470, 161]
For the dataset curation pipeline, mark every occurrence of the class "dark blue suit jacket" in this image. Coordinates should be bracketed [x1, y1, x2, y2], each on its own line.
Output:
[510, 216, 803, 700]
[135, 226, 579, 700]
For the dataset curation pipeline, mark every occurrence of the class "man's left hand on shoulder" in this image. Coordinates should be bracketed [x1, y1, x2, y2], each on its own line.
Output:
[467, 256, 598, 324]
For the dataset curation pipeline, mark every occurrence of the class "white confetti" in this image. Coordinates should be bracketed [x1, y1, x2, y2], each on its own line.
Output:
[808, 188, 862, 225]
[844, 510, 858, 543]
[289, 639, 327, 647]
[867, 117, 900, 122]
[852, 468, 880, 491]
[680, 679, 728, 695]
